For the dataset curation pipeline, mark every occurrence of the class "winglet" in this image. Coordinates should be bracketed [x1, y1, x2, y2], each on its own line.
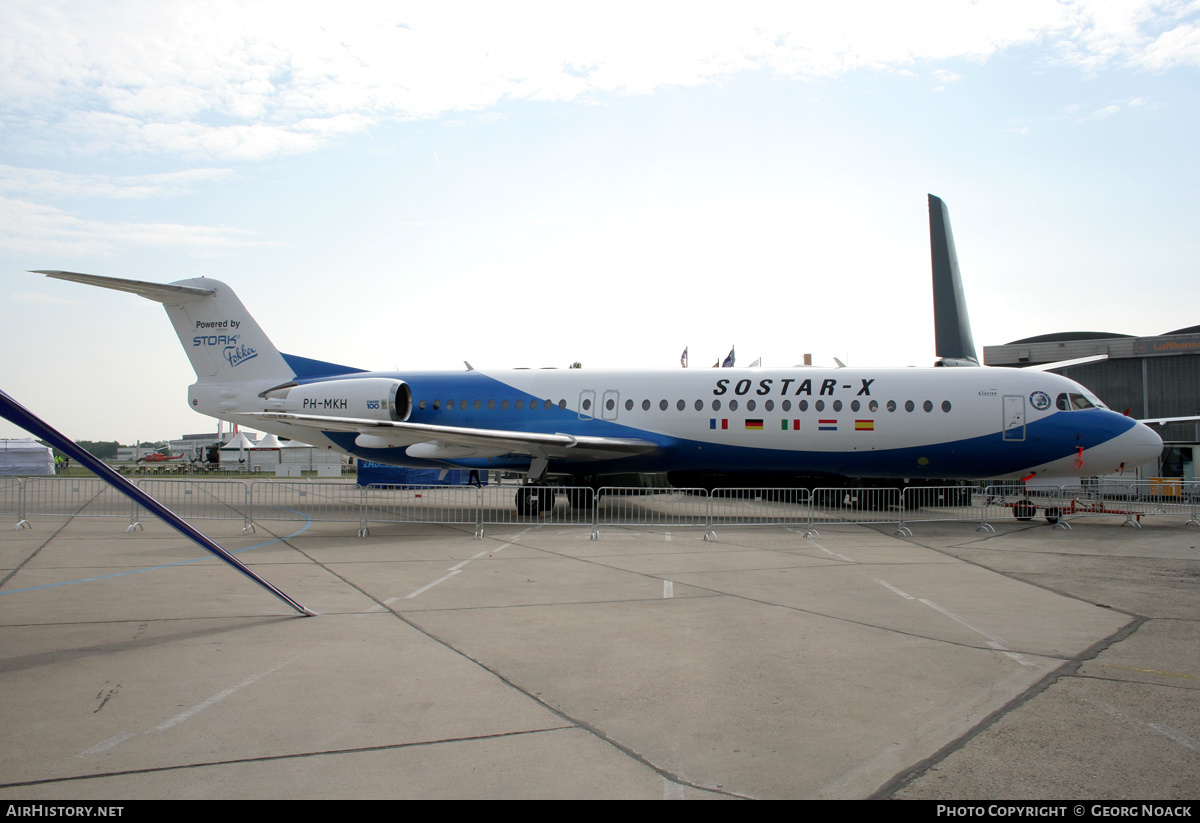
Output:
[929, 195, 979, 366]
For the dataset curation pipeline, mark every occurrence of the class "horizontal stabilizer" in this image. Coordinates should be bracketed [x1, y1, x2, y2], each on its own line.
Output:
[32, 270, 214, 302]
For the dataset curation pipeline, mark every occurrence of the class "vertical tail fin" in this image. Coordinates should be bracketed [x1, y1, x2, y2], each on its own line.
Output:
[927, 195, 980, 366]
[33, 271, 294, 384]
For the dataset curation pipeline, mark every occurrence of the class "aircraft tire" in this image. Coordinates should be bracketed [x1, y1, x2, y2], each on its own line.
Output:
[516, 486, 542, 515]
[1014, 500, 1037, 521]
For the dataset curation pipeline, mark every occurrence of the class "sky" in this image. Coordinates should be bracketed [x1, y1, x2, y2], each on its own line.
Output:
[1, 1, 1198, 443]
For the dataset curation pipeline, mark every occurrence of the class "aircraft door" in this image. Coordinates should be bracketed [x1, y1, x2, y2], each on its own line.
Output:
[1002, 395, 1026, 441]
[579, 390, 595, 420]
[601, 390, 620, 420]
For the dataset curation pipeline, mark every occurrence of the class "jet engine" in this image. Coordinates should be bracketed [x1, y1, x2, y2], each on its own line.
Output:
[261, 378, 411, 422]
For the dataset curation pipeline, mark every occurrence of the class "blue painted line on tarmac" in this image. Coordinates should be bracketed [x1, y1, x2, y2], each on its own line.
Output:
[0, 511, 313, 596]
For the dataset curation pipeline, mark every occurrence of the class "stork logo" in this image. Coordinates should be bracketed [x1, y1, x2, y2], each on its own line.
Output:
[192, 333, 257, 368]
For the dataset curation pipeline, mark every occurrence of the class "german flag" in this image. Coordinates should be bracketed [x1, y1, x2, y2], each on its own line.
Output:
[745, 419, 763, 430]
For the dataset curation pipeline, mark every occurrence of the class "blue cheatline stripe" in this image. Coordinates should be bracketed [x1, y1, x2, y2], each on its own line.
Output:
[0, 513, 313, 597]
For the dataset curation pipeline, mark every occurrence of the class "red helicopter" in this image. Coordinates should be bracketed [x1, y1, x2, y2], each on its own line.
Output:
[136, 449, 186, 463]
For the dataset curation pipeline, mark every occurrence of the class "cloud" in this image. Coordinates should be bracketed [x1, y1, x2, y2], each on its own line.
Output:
[0, 195, 276, 257]
[7, 291, 83, 305]
[0, 165, 233, 199]
[1, 1, 1196, 163]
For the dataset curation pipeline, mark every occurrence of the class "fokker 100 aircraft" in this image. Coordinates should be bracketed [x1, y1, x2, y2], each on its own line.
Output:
[33, 196, 1162, 512]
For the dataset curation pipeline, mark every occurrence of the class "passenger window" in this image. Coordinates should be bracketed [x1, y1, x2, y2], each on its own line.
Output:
[765, 399, 774, 412]
[695, 399, 703, 411]
[712, 399, 721, 411]
[625, 399, 634, 411]
[746, 399, 756, 411]
[815, 400, 824, 412]
[941, 400, 951, 413]
[869, 400, 879, 412]
[659, 399, 668, 411]
[832, 400, 842, 412]
[643, 399, 651, 411]
[886, 400, 896, 412]
[677, 399, 686, 411]
[797, 400, 807, 412]
[729, 399, 739, 411]
[851, 400, 860, 412]
[923, 400, 933, 413]
[905, 400, 915, 412]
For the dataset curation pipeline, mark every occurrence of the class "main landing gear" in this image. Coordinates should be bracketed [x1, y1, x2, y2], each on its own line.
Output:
[514, 485, 595, 514]
[515, 485, 555, 515]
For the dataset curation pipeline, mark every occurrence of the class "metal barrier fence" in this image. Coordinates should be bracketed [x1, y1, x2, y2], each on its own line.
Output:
[250, 481, 367, 534]
[2, 478, 26, 529]
[6, 477, 1199, 535]
[898, 486, 987, 535]
[596, 487, 710, 539]
[23, 477, 137, 528]
[365, 484, 486, 537]
[811, 487, 902, 535]
[483, 485, 597, 532]
[135, 479, 252, 532]
[709, 488, 809, 526]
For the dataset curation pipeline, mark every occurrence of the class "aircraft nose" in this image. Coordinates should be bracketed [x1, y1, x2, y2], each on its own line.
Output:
[1129, 420, 1164, 468]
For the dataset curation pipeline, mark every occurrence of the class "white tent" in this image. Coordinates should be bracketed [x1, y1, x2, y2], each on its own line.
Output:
[0, 438, 55, 476]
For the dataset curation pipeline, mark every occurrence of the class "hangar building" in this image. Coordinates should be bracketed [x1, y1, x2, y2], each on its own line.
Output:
[984, 326, 1200, 481]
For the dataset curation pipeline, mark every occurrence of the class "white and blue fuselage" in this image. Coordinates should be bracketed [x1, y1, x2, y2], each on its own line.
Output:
[190, 356, 1160, 483]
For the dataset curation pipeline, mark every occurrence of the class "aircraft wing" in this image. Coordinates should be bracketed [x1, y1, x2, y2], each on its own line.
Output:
[246, 412, 661, 462]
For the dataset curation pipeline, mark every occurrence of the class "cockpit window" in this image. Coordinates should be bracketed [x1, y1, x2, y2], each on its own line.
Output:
[1057, 391, 1106, 411]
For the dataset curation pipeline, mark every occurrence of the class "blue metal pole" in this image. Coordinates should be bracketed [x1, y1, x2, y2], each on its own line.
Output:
[0, 389, 313, 616]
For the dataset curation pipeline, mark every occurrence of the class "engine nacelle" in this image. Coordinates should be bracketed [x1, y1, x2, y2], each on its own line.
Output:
[263, 378, 411, 422]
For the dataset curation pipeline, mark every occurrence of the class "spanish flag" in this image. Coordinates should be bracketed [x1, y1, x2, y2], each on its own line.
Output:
[855, 419, 874, 431]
